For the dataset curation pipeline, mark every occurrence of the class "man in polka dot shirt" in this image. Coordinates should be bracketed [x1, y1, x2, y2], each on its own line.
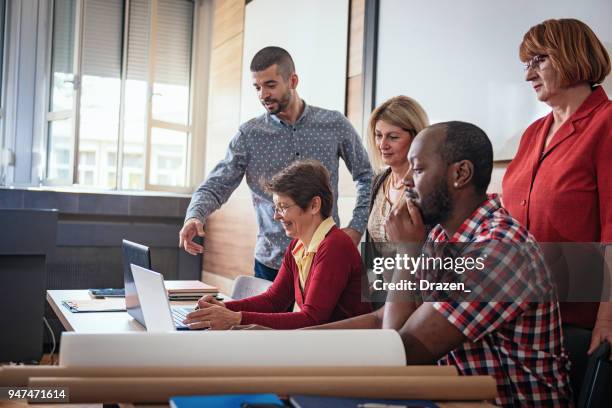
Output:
[180, 46, 373, 281]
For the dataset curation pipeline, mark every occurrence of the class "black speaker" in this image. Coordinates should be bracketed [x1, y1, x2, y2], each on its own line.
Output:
[0, 209, 57, 363]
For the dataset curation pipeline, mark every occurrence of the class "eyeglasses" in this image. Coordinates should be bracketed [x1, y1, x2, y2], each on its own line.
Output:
[273, 204, 297, 216]
[524, 54, 548, 71]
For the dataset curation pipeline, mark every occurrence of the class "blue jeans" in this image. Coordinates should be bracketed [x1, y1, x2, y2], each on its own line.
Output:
[254, 259, 279, 282]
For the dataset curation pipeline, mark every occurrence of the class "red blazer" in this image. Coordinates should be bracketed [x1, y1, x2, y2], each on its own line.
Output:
[225, 226, 371, 329]
[502, 86, 612, 328]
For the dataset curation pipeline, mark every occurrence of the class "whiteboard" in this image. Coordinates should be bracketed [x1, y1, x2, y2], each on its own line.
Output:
[376, 0, 612, 160]
[240, 0, 349, 123]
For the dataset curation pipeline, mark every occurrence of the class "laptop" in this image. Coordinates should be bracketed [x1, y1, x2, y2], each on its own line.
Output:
[130, 264, 195, 331]
[90, 240, 151, 299]
[121, 239, 152, 326]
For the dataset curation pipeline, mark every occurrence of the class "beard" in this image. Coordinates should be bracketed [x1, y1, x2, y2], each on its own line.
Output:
[407, 179, 453, 226]
[262, 89, 292, 115]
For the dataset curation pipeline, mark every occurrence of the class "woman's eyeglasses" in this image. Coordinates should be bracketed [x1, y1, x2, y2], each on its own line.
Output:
[524, 54, 548, 71]
[273, 204, 297, 216]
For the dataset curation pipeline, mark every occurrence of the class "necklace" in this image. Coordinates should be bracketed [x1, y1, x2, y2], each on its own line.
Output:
[382, 174, 406, 208]
[389, 172, 405, 190]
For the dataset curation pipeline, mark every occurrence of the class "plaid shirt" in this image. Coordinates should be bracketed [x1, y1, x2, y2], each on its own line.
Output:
[428, 195, 572, 407]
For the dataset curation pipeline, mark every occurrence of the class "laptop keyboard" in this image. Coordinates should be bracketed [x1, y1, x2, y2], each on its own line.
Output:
[171, 307, 192, 329]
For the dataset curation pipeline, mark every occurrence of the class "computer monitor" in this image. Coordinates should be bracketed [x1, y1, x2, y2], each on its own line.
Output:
[122, 240, 151, 327]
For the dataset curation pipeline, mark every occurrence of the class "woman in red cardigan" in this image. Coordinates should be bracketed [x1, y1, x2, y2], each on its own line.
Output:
[183, 160, 371, 330]
[502, 19, 611, 354]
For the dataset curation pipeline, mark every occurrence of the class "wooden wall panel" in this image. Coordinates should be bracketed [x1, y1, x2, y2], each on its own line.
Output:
[201, 0, 255, 283]
[202, 194, 258, 280]
[208, 35, 243, 114]
[211, 0, 245, 48]
[206, 32, 244, 175]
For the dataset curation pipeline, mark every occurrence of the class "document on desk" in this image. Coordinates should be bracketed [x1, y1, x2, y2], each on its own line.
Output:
[62, 298, 126, 313]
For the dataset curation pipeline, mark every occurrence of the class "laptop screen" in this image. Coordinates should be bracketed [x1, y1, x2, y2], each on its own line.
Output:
[122, 239, 151, 326]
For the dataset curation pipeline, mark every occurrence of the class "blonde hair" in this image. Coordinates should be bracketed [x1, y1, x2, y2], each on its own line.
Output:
[519, 18, 610, 87]
[367, 96, 430, 170]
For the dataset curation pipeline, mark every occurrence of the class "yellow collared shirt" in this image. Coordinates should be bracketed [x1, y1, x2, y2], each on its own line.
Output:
[291, 217, 336, 289]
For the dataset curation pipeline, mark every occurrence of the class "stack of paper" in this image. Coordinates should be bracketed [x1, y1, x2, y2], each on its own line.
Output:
[165, 280, 218, 300]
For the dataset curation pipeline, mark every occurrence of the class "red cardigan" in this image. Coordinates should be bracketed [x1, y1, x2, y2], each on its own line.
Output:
[502, 86, 612, 328]
[225, 226, 371, 329]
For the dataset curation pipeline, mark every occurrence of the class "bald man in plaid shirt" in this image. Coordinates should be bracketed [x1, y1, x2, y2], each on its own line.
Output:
[315, 121, 572, 407]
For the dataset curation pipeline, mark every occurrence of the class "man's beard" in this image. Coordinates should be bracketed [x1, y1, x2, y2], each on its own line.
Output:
[408, 179, 453, 226]
[263, 90, 292, 115]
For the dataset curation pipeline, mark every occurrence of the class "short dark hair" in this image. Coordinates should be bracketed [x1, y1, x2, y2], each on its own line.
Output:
[250, 46, 296, 79]
[264, 160, 333, 218]
[431, 121, 493, 195]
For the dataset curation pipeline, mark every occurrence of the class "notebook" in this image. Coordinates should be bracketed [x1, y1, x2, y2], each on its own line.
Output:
[289, 395, 438, 408]
[62, 298, 126, 313]
[170, 393, 283, 408]
[166, 280, 219, 300]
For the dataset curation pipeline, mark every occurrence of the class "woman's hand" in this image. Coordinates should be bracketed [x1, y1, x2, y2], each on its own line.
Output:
[588, 318, 612, 359]
[197, 294, 225, 309]
[184, 302, 241, 330]
[589, 302, 612, 359]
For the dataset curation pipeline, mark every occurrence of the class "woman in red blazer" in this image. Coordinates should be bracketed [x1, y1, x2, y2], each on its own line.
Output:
[502, 19, 611, 355]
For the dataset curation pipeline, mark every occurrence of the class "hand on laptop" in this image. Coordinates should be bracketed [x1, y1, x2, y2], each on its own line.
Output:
[184, 301, 242, 330]
[197, 294, 224, 309]
[179, 218, 205, 255]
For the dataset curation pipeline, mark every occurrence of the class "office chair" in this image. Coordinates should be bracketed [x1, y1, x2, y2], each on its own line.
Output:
[231, 275, 272, 300]
[577, 340, 611, 408]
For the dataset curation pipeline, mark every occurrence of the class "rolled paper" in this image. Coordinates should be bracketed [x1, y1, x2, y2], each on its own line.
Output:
[29, 375, 497, 403]
[0, 365, 457, 386]
[59, 330, 407, 367]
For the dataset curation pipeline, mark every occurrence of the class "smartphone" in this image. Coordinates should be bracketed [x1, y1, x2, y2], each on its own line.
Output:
[88, 288, 125, 298]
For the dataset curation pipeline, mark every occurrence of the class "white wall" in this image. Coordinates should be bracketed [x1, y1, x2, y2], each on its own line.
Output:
[376, 0, 612, 160]
[239, 0, 349, 123]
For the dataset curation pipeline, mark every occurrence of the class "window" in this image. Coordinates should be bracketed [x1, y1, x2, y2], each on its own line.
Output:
[46, 0, 194, 191]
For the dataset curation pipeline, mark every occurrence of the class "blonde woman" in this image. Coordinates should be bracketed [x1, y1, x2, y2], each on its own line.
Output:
[363, 96, 429, 302]
[365, 96, 430, 244]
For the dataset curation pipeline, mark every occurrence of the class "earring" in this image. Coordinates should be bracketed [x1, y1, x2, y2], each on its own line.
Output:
[454, 182, 459, 187]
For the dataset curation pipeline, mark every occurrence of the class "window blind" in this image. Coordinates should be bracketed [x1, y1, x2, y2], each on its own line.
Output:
[51, 0, 76, 75]
[154, 0, 193, 86]
[126, 0, 150, 81]
[81, 0, 123, 78]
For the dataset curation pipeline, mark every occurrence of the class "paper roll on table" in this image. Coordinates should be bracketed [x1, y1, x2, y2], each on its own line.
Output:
[28, 375, 498, 403]
[59, 330, 406, 367]
[0, 365, 458, 387]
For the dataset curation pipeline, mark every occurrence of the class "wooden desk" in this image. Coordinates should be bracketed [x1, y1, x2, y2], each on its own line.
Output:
[47, 290, 202, 333]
